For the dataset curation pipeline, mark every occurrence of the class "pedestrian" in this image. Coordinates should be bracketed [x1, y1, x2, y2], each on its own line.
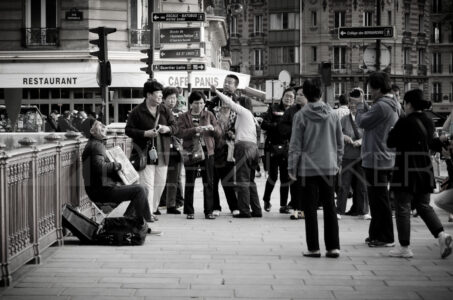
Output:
[125, 80, 177, 222]
[57, 110, 78, 132]
[160, 87, 184, 214]
[177, 91, 221, 220]
[279, 86, 308, 220]
[45, 110, 59, 132]
[261, 88, 295, 214]
[211, 83, 262, 218]
[336, 88, 370, 220]
[351, 71, 399, 248]
[288, 78, 343, 258]
[387, 89, 452, 258]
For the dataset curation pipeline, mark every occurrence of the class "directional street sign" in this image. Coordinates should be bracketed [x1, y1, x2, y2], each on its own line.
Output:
[152, 13, 205, 22]
[160, 28, 201, 44]
[338, 26, 395, 39]
[153, 64, 206, 72]
[159, 49, 201, 59]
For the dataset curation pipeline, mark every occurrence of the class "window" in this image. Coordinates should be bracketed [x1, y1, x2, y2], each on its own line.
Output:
[450, 53, 453, 73]
[363, 11, 373, 26]
[404, 13, 410, 31]
[270, 12, 299, 30]
[312, 46, 317, 62]
[25, 0, 58, 46]
[231, 16, 238, 36]
[433, 22, 442, 43]
[334, 11, 345, 28]
[269, 47, 299, 64]
[418, 15, 424, 32]
[311, 11, 317, 27]
[418, 49, 425, 65]
[253, 15, 263, 34]
[433, 52, 442, 73]
[433, 82, 442, 102]
[334, 82, 344, 100]
[387, 10, 392, 25]
[404, 48, 410, 65]
[432, 0, 442, 13]
[130, 0, 148, 29]
[334, 47, 346, 69]
[254, 49, 263, 70]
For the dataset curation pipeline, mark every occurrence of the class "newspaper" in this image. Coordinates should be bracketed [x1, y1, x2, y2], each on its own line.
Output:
[105, 146, 140, 185]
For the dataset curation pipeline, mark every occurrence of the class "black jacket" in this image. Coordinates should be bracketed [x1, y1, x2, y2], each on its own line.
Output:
[125, 101, 177, 165]
[82, 138, 121, 201]
[387, 112, 438, 194]
[278, 104, 302, 141]
[261, 102, 289, 150]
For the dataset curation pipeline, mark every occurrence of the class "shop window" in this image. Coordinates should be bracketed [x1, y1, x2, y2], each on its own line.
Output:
[122, 89, 132, 98]
[74, 88, 84, 99]
[29, 89, 39, 99]
[0, 89, 4, 99]
[61, 89, 70, 98]
[132, 88, 141, 98]
[38, 104, 49, 116]
[40, 89, 49, 99]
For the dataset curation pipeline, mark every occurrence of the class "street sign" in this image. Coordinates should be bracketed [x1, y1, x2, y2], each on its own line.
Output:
[152, 13, 205, 22]
[153, 64, 206, 72]
[338, 26, 394, 39]
[159, 49, 201, 59]
[160, 28, 201, 44]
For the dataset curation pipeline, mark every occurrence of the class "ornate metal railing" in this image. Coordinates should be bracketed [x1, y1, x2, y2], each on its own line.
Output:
[0, 134, 130, 286]
[22, 28, 60, 47]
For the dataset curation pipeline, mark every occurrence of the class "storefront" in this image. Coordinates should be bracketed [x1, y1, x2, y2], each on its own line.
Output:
[0, 61, 250, 123]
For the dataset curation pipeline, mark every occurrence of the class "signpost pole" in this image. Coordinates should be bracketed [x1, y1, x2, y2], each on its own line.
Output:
[375, 0, 381, 72]
[148, 0, 154, 80]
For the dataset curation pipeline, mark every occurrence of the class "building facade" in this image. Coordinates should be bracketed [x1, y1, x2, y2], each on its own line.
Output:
[228, 0, 453, 111]
[0, 0, 228, 123]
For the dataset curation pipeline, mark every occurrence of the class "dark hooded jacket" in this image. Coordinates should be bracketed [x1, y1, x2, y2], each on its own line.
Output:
[261, 101, 289, 151]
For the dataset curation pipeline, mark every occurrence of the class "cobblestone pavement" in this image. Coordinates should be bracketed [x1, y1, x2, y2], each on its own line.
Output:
[1, 175, 452, 300]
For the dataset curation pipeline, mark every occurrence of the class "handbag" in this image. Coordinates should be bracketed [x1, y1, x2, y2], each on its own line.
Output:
[130, 145, 148, 171]
[183, 134, 205, 165]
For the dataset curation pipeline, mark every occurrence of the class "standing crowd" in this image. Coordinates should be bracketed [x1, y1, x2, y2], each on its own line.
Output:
[80, 71, 452, 260]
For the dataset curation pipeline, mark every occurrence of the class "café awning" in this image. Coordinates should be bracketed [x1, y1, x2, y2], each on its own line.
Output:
[0, 61, 250, 90]
[0, 61, 148, 88]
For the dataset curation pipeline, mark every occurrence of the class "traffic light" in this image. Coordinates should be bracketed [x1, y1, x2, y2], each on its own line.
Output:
[140, 49, 153, 75]
[89, 27, 116, 62]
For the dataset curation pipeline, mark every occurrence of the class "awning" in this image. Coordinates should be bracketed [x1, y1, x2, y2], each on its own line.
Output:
[0, 62, 250, 90]
[153, 67, 250, 89]
[0, 61, 148, 88]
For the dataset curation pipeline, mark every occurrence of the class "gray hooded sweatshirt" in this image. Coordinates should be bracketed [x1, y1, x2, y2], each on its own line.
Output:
[355, 94, 399, 169]
[288, 100, 344, 177]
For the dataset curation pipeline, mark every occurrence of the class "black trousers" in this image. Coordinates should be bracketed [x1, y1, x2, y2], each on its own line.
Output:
[101, 184, 151, 222]
[213, 161, 238, 212]
[183, 155, 214, 215]
[234, 141, 261, 215]
[301, 175, 339, 251]
[161, 149, 183, 209]
[337, 158, 368, 215]
[364, 168, 394, 243]
[263, 152, 290, 207]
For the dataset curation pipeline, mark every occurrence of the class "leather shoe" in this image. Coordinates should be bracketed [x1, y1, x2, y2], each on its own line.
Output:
[303, 250, 321, 258]
[326, 249, 340, 258]
[251, 212, 262, 218]
[167, 207, 181, 214]
[205, 214, 216, 220]
[264, 201, 272, 212]
[233, 212, 251, 218]
[154, 209, 161, 215]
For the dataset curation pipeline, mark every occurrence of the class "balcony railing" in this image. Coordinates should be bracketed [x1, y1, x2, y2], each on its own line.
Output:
[129, 29, 150, 47]
[22, 28, 59, 47]
[333, 63, 346, 70]
[431, 34, 443, 43]
[432, 93, 442, 102]
[404, 64, 413, 75]
[432, 64, 443, 73]
[418, 65, 427, 76]
[250, 32, 265, 38]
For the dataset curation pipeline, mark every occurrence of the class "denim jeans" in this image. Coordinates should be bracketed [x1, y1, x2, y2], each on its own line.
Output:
[337, 158, 368, 215]
[213, 161, 238, 212]
[301, 175, 339, 251]
[234, 141, 261, 215]
[395, 191, 444, 246]
[364, 168, 394, 243]
[263, 153, 290, 207]
[184, 155, 214, 215]
[161, 148, 182, 208]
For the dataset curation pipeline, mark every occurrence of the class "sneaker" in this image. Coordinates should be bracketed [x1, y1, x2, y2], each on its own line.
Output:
[337, 214, 342, 220]
[303, 250, 321, 258]
[365, 237, 371, 243]
[264, 202, 272, 212]
[389, 246, 413, 258]
[233, 212, 252, 218]
[232, 210, 240, 216]
[326, 249, 340, 258]
[212, 210, 220, 217]
[298, 211, 305, 219]
[368, 240, 395, 248]
[438, 232, 452, 259]
[362, 214, 372, 220]
[167, 207, 181, 214]
[290, 210, 299, 220]
[149, 229, 163, 236]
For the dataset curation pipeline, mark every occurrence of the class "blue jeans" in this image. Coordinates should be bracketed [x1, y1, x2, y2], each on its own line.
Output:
[337, 158, 368, 215]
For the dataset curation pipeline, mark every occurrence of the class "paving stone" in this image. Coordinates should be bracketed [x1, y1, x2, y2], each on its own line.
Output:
[61, 287, 136, 296]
